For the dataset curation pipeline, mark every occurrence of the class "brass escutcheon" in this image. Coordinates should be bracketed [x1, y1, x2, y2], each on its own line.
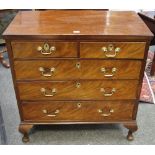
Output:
[42, 109, 60, 117]
[77, 103, 82, 108]
[100, 88, 116, 97]
[98, 108, 114, 117]
[100, 67, 117, 77]
[76, 82, 81, 88]
[37, 43, 56, 55]
[40, 88, 57, 97]
[76, 62, 81, 69]
[101, 44, 121, 58]
[39, 67, 55, 77]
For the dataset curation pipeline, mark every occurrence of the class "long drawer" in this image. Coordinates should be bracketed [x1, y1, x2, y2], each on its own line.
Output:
[18, 80, 138, 100]
[14, 60, 142, 80]
[80, 42, 146, 59]
[11, 41, 78, 58]
[21, 101, 134, 121]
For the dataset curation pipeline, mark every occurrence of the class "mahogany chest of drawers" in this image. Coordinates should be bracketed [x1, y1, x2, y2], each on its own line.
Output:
[3, 10, 153, 142]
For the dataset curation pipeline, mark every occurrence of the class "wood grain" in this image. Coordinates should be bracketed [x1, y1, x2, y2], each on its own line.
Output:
[18, 80, 138, 100]
[14, 60, 142, 80]
[3, 11, 153, 39]
[11, 41, 77, 58]
[21, 101, 135, 121]
[80, 42, 146, 59]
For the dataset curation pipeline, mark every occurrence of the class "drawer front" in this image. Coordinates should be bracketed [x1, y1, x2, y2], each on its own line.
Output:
[80, 42, 146, 59]
[21, 101, 134, 121]
[11, 41, 77, 58]
[18, 80, 138, 100]
[14, 60, 81, 80]
[80, 60, 141, 80]
[14, 60, 141, 80]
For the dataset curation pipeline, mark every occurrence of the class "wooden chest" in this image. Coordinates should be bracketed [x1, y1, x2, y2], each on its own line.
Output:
[3, 10, 153, 142]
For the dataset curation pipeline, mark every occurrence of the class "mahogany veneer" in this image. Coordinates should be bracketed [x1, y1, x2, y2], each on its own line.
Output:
[14, 60, 142, 80]
[80, 42, 146, 59]
[3, 10, 153, 142]
[21, 101, 134, 122]
[18, 80, 138, 100]
[11, 41, 78, 58]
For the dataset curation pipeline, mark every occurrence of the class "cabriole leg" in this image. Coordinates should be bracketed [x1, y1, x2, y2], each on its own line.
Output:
[123, 122, 138, 141]
[19, 124, 33, 143]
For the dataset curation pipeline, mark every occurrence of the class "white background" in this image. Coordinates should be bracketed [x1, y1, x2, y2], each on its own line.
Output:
[0, 0, 155, 10]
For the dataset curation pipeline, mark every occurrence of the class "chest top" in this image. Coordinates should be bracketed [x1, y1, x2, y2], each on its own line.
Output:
[3, 10, 153, 40]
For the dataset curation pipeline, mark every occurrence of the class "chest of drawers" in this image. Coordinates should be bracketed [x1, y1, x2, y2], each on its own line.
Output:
[3, 10, 153, 142]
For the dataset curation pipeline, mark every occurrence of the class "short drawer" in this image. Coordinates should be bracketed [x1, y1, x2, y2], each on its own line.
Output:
[11, 41, 77, 58]
[21, 101, 134, 121]
[80, 42, 146, 59]
[18, 80, 138, 100]
[14, 60, 142, 80]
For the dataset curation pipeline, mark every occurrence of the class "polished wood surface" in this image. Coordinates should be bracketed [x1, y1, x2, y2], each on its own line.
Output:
[18, 80, 138, 100]
[11, 41, 77, 58]
[14, 60, 142, 80]
[80, 42, 146, 59]
[3, 10, 153, 142]
[22, 101, 134, 121]
[3, 11, 153, 39]
[123, 122, 138, 141]
[19, 124, 33, 143]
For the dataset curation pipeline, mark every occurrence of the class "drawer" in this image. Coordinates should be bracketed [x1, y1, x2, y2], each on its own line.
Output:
[14, 60, 81, 80]
[21, 101, 134, 121]
[80, 42, 146, 59]
[11, 41, 77, 58]
[18, 80, 138, 100]
[14, 60, 142, 80]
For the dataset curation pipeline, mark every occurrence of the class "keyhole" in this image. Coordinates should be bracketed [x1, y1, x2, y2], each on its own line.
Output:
[76, 62, 81, 69]
[76, 82, 81, 88]
[108, 44, 114, 52]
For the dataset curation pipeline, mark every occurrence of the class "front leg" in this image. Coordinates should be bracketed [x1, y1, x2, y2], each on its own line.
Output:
[19, 124, 34, 143]
[123, 122, 138, 141]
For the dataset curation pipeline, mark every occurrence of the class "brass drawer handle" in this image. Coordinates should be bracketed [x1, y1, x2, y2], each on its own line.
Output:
[37, 43, 56, 55]
[40, 88, 56, 97]
[101, 44, 121, 58]
[100, 88, 116, 97]
[42, 109, 59, 117]
[101, 67, 117, 77]
[98, 109, 114, 117]
[39, 67, 55, 77]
